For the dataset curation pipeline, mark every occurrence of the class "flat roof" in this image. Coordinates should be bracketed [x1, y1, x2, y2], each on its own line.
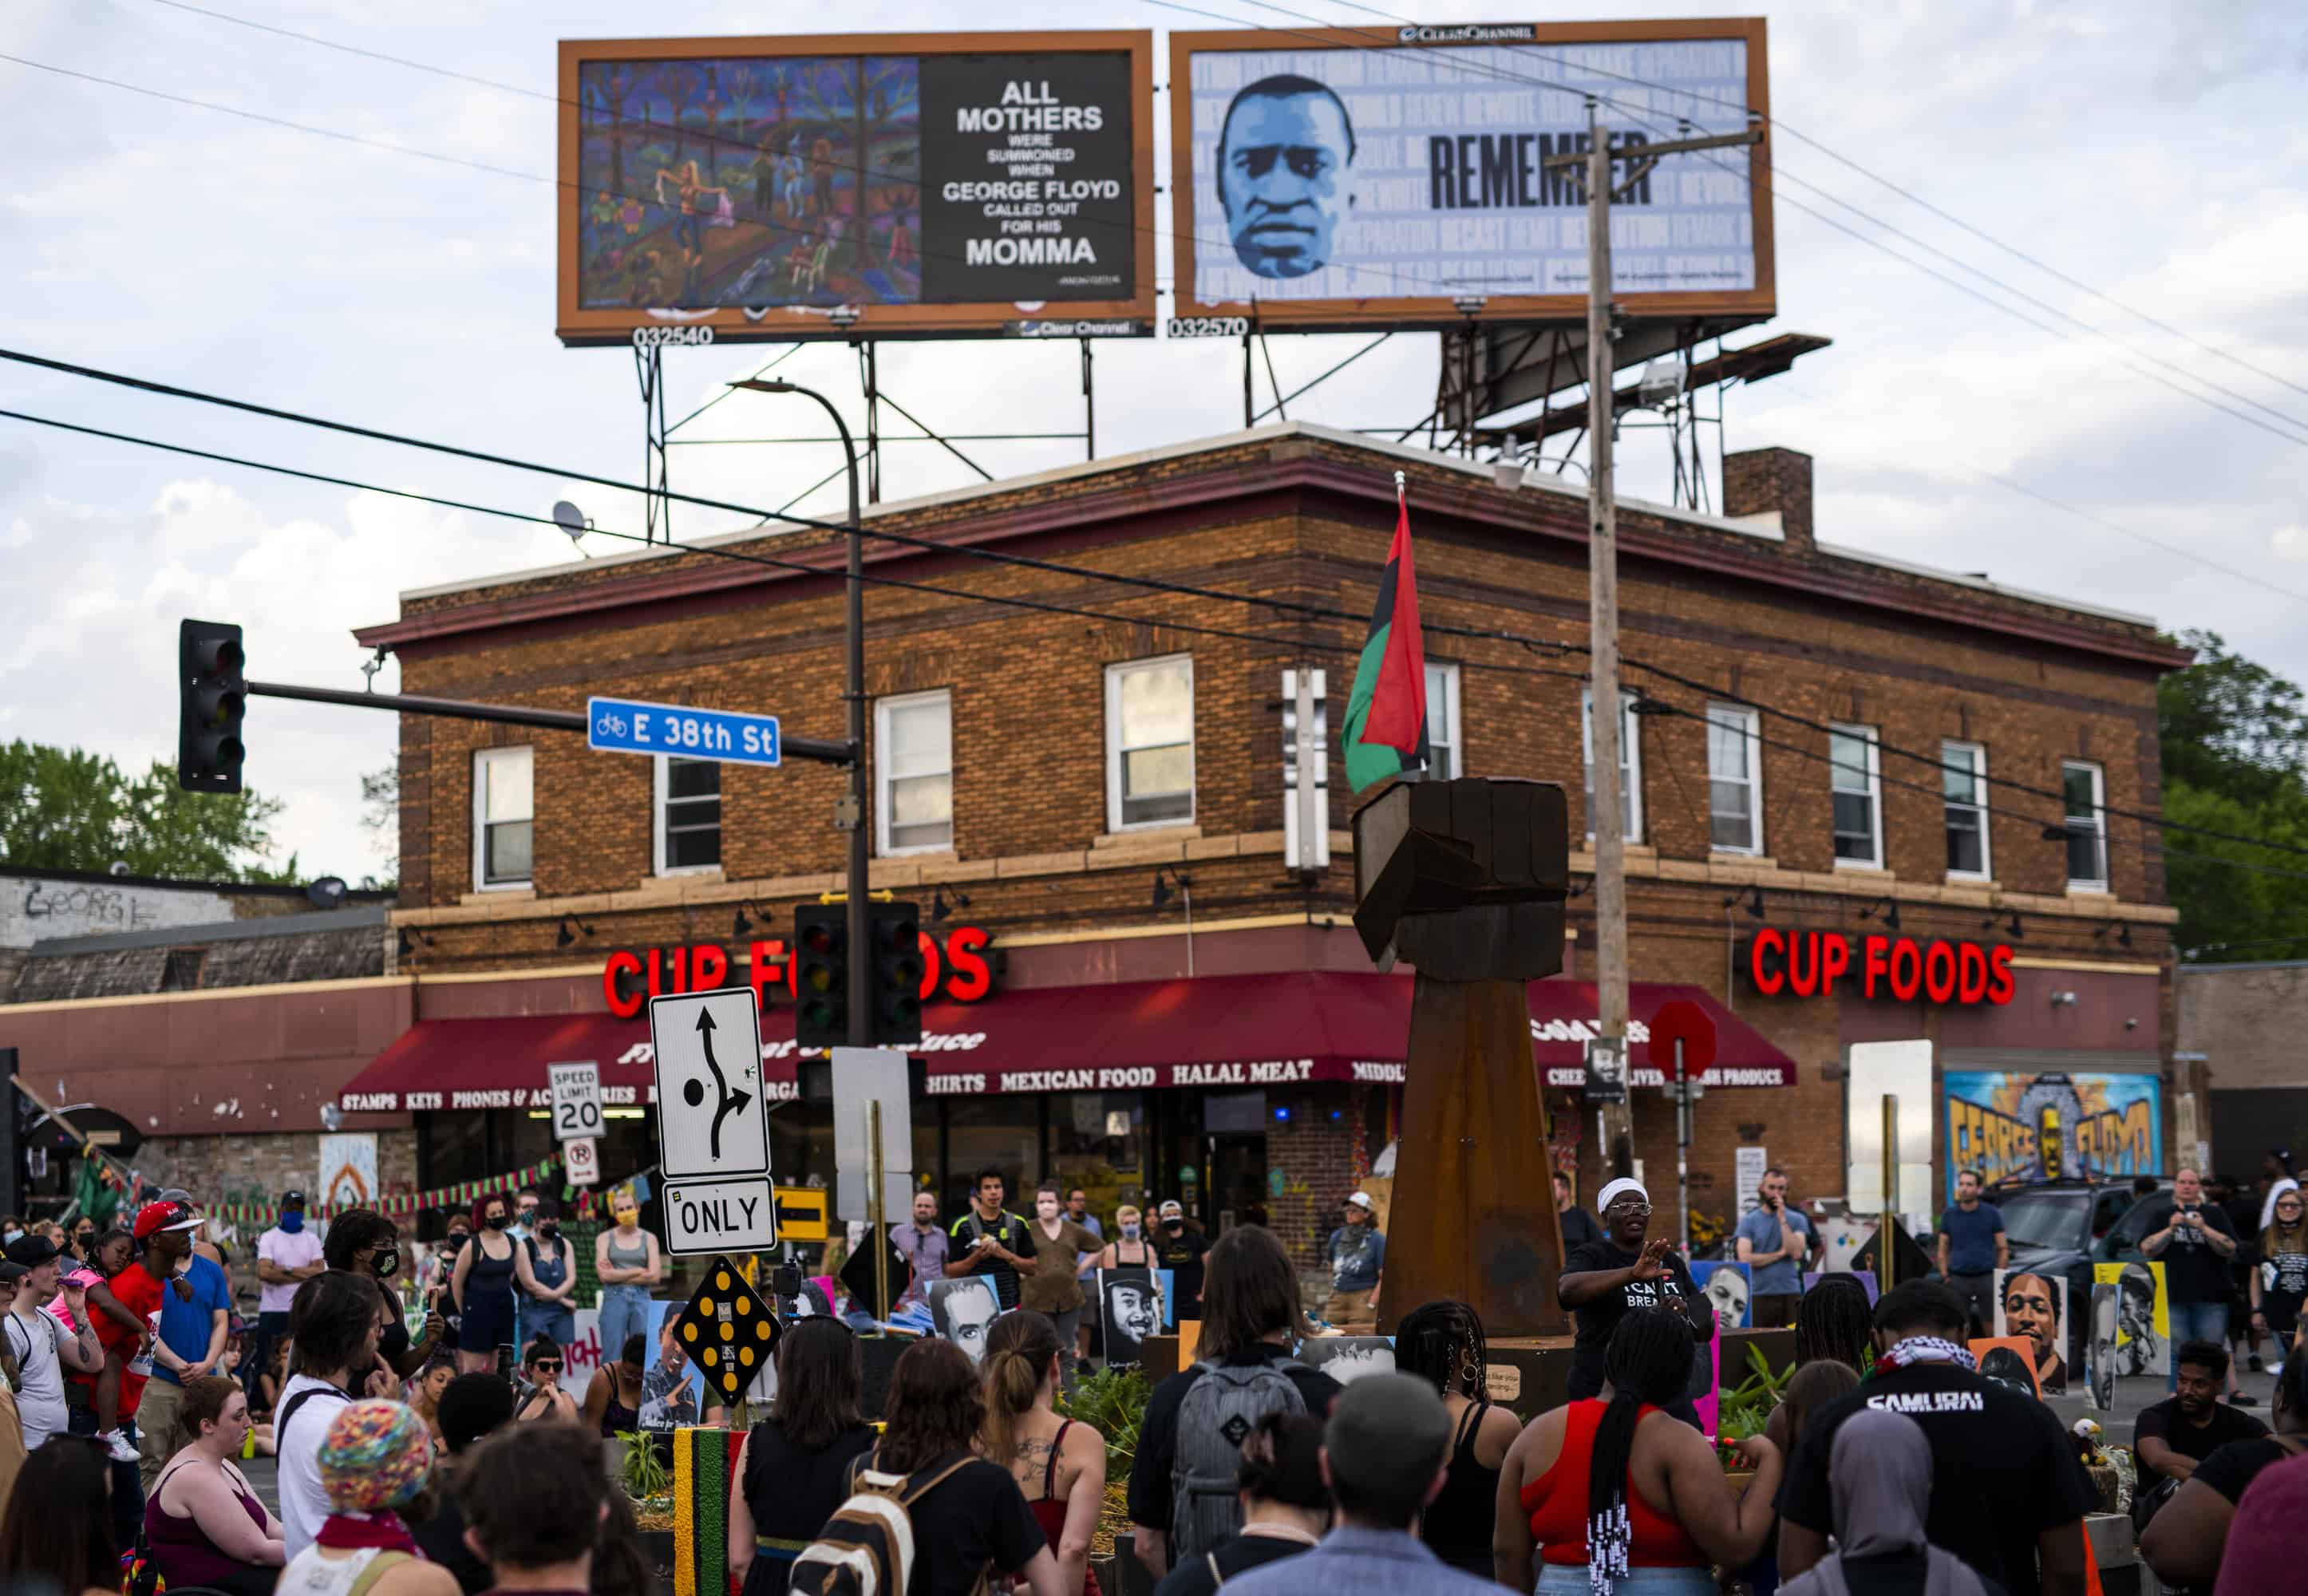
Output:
[396, 419, 2160, 632]
[23, 904, 389, 957]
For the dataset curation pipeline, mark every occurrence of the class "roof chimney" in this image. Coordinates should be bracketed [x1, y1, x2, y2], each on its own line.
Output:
[1722, 446, 1815, 555]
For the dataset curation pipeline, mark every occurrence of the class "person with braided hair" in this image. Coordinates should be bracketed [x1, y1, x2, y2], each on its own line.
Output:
[982, 1310, 1107, 1596]
[1498, 1308, 1782, 1594]
[1792, 1276, 1873, 1373]
[1391, 1300, 1520, 1575]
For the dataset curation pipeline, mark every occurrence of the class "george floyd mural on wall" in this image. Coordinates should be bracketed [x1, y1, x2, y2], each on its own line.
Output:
[1943, 1070, 2161, 1198]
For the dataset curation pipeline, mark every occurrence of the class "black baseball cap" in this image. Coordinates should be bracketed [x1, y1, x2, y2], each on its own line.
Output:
[0, 1261, 27, 1284]
[4, 1233, 61, 1268]
[280, 1190, 308, 1209]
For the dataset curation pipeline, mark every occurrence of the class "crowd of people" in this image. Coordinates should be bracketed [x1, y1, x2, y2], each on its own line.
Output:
[14, 1156, 2308, 1596]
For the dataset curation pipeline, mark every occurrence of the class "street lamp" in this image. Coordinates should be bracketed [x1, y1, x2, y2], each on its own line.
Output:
[729, 375, 871, 1048]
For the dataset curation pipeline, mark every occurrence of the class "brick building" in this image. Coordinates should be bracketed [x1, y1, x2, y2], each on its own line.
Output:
[2, 421, 2190, 1286]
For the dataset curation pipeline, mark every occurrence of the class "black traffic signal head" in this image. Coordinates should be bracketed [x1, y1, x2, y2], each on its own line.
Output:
[868, 899, 923, 1047]
[178, 619, 246, 793]
[793, 903, 848, 1048]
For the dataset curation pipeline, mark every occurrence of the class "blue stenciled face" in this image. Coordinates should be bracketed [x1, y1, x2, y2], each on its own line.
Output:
[1219, 91, 1354, 279]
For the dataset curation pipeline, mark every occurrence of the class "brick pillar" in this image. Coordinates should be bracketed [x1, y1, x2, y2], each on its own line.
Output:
[1722, 447, 1816, 555]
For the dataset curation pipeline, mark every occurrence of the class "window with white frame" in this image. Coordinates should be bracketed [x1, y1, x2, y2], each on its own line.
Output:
[1706, 705, 1762, 853]
[1107, 655, 1195, 828]
[1580, 687, 1644, 843]
[1942, 741, 1990, 879]
[1421, 662, 1462, 779]
[1829, 724, 1882, 867]
[877, 690, 953, 855]
[2063, 760, 2108, 888]
[472, 745, 533, 888]
[654, 757, 721, 874]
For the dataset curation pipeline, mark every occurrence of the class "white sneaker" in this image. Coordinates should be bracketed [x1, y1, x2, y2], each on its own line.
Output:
[98, 1428, 137, 1464]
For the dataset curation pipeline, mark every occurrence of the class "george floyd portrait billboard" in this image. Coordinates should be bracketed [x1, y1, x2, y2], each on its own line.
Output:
[558, 31, 1158, 346]
[1167, 19, 1773, 334]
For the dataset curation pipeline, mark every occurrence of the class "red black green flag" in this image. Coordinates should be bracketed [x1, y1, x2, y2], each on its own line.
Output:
[1344, 480, 1431, 792]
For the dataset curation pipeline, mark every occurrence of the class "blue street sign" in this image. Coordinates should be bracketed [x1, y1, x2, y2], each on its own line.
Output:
[587, 697, 781, 767]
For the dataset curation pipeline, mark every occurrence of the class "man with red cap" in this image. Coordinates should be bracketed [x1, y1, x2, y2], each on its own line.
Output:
[100, 1202, 200, 1457]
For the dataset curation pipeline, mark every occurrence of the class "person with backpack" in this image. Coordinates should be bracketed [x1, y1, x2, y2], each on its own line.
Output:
[275, 1270, 386, 1555]
[943, 1167, 1039, 1311]
[510, 1196, 579, 1352]
[1152, 1412, 1329, 1596]
[789, 1337, 1066, 1596]
[1128, 1225, 1344, 1580]
[728, 1318, 879, 1596]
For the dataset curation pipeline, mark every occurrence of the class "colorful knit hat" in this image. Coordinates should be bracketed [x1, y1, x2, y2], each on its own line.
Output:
[319, 1400, 433, 1513]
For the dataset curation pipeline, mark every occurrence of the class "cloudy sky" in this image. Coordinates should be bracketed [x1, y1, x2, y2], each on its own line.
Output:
[5, 0, 2304, 881]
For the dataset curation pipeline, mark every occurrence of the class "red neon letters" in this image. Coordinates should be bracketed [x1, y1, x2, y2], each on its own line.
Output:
[603, 926, 996, 1018]
[1749, 927, 2013, 1006]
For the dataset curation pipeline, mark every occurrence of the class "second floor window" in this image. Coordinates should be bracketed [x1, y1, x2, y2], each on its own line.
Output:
[2064, 760, 2108, 888]
[1706, 704, 1762, 853]
[878, 690, 954, 855]
[1830, 724, 1881, 867]
[1942, 741, 1990, 879]
[1424, 662, 1462, 779]
[1108, 654, 1195, 829]
[655, 757, 721, 874]
[473, 745, 533, 888]
[1581, 687, 1644, 843]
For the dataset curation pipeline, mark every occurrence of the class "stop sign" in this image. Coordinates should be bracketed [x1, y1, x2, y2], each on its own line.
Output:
[1646, 998, 1717, 1077]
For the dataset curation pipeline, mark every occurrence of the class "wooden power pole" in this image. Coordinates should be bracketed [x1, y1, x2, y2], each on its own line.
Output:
[1547, 111, 1765, 1180]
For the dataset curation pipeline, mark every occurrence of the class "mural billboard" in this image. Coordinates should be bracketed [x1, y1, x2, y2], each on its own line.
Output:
[1943, 1071, 2161, 1198]
[1167, 18, 1774, 334]
[558, 31, 1157, 345]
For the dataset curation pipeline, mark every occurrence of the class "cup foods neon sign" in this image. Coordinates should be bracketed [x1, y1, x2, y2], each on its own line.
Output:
[602, 926, 994, 1020]
[1746, 927, 2016, 1006]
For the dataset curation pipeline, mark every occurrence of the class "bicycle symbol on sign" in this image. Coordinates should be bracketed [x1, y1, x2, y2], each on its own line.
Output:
[595, 710, 629, 739]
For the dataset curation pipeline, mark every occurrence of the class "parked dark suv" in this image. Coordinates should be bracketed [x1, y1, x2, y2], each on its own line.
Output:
[1988, 1177, 2171, 1370]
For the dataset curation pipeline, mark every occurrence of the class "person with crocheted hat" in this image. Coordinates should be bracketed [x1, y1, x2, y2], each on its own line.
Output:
[277, 1400, 459, 1596]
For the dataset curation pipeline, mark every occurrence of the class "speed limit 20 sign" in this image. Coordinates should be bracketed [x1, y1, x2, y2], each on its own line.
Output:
[546, 1061, 604, 1144]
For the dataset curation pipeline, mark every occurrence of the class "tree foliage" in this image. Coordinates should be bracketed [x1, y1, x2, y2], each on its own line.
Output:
[0, 739, 297, 883]
[2158, 631, 2308, 959]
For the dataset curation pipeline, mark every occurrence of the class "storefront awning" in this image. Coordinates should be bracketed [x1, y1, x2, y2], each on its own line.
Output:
[334, 971, 1796, 1112]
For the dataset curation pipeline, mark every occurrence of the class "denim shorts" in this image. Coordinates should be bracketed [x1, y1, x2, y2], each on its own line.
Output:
[1536, 1564, 1717, 1596]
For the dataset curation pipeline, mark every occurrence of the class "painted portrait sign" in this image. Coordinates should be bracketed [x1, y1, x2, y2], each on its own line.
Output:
[924, 1274, 1002, 1365]
[1690, 1259, 1752, 1329]
[1994, 1268, 2069, 1395]
[1943, 1071, 2161, 1198]
[1098, 1266, 1161, 1366]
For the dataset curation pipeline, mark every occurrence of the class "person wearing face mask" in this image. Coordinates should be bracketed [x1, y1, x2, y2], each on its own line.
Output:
[140, 1195, 233, 1494]
[1152, 1200, 1211, 1323]
[450, 1196, 520, 1375]
[325, 1208, 442, 1384]
[593, 1193, 662, 1361]
[1021, 1184, 1103, 1396]
[512, 1196, 579, 1353]
[254, 1191, 325, 1412]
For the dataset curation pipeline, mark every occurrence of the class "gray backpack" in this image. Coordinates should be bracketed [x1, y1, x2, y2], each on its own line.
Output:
[1169, 1357, 1309, 1562]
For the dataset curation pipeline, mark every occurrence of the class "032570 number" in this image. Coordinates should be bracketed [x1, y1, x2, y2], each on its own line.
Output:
[1166, 317, 1252, 339]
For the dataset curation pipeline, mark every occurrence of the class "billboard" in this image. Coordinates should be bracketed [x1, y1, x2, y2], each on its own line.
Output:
[1943, 1071, 2163, 1198]
[558, 31, 1157, 346]
[1167, 20, 1772, 334]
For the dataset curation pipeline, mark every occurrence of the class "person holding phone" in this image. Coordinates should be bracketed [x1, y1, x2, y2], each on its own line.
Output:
[2145, 1167, 2247, 1401]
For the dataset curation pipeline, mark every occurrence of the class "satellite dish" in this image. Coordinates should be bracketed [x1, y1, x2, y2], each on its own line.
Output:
[551, 501, 589, 543]
[306, 876, 348, 909]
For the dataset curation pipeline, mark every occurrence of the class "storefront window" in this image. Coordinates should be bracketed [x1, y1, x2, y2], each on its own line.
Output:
[1049, 1093, 1148, 1226]
[943, 1096, 1041, 1214]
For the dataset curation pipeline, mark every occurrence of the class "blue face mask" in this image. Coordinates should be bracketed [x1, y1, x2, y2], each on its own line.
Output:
[279, 1211, 305, 1234]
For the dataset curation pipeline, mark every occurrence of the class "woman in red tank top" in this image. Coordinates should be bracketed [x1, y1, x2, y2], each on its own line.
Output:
[982, 1310, 1107, 1596]
[1496, 1308, 1783, 1595]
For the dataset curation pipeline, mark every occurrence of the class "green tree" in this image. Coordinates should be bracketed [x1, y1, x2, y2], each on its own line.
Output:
[2157, 631, 2308, 958]
[0, 739, 296, 883]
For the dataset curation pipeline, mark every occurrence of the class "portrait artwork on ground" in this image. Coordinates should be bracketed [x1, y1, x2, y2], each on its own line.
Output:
[2092, 1260, 2168, 1378]
[1690, 1258, 1753, 1329]
[1994, 1267, 2069, 1394]
[1097, 1266, 1162, 1365]
[1969, 1335, 2041, 1400]
[924, 1274, 1002, 1366]
[1294, 1335, 1396, 1384]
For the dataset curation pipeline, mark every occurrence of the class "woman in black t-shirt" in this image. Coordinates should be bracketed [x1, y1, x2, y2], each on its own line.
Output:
[2251, 1190, 2308, 1350]
[727, 1319, 878, 1596]
[864, 1338, 1066, 1596]
[2140, 1341, 2308, 1593]
[1557, 1178, 1715, 1412]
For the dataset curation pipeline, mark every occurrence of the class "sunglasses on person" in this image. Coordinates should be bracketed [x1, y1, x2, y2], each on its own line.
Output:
[532, 1359, 563, 1373]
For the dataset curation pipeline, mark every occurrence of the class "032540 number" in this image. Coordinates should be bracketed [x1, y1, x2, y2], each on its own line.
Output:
[1166, 317, 1252, 339]
[631, 325, 716, 349]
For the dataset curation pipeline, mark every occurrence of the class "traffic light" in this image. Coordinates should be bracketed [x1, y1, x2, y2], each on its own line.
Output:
[177, 619, 246, 792]
[867, 900, 924, 1046]
[793, 903, 848, 1048]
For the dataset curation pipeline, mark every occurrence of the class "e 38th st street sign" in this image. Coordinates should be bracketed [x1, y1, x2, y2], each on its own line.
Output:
[588, 697, 782, 768]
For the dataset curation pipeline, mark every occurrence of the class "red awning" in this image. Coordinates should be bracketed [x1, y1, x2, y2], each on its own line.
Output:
[334, 970, 1795, 1112]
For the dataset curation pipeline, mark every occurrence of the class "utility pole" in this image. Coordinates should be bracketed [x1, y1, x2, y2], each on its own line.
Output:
[1548, 111, 1765, 1180]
